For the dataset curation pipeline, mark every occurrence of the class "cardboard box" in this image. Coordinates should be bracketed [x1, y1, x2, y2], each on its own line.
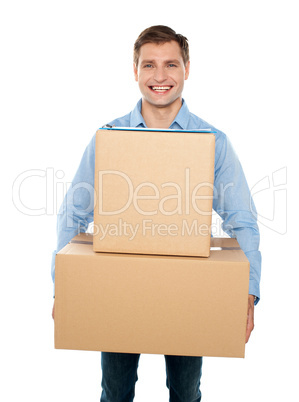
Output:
[93, 128, 215, 257]
[55, 234, 250, 358]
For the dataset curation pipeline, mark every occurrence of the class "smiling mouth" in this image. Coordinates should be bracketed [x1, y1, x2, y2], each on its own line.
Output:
[150, 86, 173, 93]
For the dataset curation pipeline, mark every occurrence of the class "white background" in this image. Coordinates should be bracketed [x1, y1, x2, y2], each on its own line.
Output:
[1, 0, 298, 401]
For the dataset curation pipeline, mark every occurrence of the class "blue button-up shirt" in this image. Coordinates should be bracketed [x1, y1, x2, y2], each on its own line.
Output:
[52, 99, 261, 302]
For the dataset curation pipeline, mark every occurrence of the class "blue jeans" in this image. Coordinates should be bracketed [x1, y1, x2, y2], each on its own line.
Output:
[100, 352, 202, 402]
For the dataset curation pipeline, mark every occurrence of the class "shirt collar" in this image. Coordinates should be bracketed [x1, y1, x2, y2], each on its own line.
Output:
[130, 99, 147, 127]
[170, 99, 190, 130]
[130, 98, 190, 130]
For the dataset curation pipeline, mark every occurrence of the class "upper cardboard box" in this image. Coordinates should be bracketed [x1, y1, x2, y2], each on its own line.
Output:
[55, 234, 250, 358]
[93, 128, 215, 257]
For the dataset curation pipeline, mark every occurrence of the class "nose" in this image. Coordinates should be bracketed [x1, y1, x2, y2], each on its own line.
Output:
[153, 66, 168, 83]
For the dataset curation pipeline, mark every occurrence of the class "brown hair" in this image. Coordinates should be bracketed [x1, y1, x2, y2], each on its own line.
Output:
[133, 25, 189, 67]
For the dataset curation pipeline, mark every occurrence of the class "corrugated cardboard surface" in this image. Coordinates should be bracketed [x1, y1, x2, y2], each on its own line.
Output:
[94, 129, 215, 257]
[55, 235, 249, 358]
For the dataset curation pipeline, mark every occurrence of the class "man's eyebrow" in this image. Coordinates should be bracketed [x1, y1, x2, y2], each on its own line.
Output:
[140, 60, 155, 65]
[164, 59, 181, 64]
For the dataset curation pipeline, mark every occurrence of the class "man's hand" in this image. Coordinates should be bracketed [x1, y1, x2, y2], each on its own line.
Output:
[52, 301, 55, 320]
[246, 295, 255, 343]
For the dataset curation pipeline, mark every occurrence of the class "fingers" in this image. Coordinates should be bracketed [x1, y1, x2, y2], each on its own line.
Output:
[245, 297, 254, 343]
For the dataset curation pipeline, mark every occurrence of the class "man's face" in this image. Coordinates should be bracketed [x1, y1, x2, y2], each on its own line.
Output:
[134, 41, 190, 109]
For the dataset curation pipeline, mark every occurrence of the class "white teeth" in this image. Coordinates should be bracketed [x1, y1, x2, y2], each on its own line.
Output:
[151, 86, 171, 90]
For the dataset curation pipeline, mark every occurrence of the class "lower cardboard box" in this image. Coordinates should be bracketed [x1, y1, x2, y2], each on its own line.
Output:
[54, 234, 249, 358]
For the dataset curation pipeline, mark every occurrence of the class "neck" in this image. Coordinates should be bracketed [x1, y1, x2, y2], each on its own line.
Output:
[141, 97, 182, 128]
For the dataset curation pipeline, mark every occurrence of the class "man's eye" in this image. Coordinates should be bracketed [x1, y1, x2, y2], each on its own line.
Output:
[144, 64, 153, 68]
[168, 64, 177, 68]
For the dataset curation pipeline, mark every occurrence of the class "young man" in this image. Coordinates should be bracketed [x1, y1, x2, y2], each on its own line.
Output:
[52, 25, 261, 401]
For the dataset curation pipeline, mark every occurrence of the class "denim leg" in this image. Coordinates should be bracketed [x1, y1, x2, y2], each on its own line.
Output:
[100, 352, 140, 402]
[165, 355, 203, 402]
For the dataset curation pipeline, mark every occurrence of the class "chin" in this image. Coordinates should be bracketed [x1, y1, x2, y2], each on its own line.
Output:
[149, 97, 181, 108]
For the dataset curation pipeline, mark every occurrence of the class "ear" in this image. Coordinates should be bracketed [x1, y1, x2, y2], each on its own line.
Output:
[184, 61, 190, 80]
[133, 63, 138, 82]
